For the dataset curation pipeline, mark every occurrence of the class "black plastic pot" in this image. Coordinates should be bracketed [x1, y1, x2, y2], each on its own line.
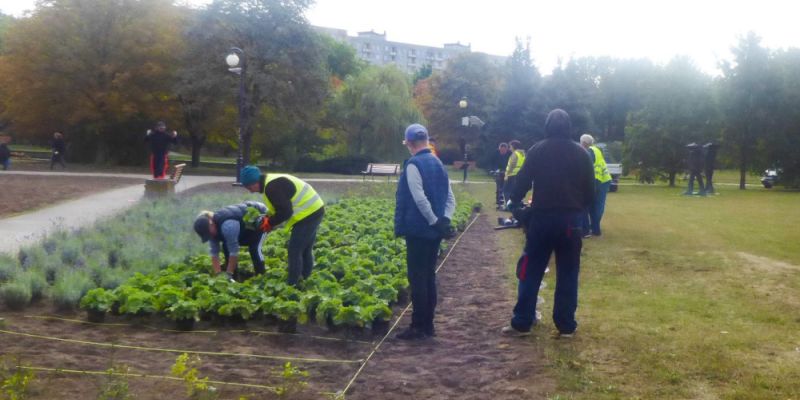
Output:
[175, 318, 195, 331]
[87, 309, 106, 323]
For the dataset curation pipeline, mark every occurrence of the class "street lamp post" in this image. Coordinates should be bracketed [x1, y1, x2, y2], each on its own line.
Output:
[459, 97, 469, 183]
[225, 47, 247, 185]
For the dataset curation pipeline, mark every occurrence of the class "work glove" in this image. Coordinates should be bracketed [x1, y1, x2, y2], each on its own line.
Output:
[432, 217, 454, 239]
[256, 215, 273, 233]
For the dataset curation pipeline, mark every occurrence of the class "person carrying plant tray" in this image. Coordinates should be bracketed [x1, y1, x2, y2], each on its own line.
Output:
[239, 166, 325, 286]
[193, 201, 268, 282]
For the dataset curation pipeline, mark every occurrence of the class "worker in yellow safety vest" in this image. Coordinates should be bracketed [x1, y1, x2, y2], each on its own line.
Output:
[579, 134, 612, 238]
[502, 140, 526, 209]
[239, 165, 325, 286]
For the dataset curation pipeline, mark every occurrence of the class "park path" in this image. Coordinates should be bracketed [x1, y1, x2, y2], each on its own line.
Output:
[0, 172, 229, 255]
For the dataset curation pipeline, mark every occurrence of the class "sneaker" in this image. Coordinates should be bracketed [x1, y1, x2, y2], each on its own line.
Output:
[582, 233, 592, 239]
[224, 272, 236, 283]
[501, 325, 531, 337]
[555, 331, 575, 339]
[395, 327, 428, 341]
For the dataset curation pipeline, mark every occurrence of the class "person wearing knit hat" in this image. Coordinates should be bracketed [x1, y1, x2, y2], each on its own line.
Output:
[239, 165, 325, 286]
[193, 201, 268, 282]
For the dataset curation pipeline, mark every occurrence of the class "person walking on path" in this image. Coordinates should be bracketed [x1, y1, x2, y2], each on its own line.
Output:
[493, 142, 511, 209]
[50, 132, 66, 170]
[144, 121, 177, 179]
[239, 165, 325, 286]
[684, 142, 706, 196]
[394, 123, 456, 340]
[503, 109, 594, 338]
[193, 201, 268, 282]
[579, 134, 612, 237]
[502, 140, 526, 207]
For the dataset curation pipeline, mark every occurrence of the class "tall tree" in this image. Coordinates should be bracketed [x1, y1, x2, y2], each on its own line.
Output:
[719, 32, 776, 189]
[326, 66, 422, 161]
[192, 0, 329, 165]
[491, 38, 545, 147]
[760, 48, 800, 188]
[626, 57, 718, 186]
[0, 0, 182, 163]
[425, 52, 501, 163]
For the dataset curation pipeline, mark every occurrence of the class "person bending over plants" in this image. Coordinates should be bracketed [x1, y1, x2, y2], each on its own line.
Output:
[193, 201, 268, 282]
[239, 166, 326, 286]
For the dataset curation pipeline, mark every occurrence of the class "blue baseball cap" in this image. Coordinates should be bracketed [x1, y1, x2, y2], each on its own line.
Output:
[239, 165, 261, 186]
[404, 124, 429, 142]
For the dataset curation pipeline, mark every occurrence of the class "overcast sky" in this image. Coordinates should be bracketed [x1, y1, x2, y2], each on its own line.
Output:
[2, 0, 798, 75]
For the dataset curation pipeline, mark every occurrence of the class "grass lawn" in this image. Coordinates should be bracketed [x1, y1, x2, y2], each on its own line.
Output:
[469, 181, 800, 399]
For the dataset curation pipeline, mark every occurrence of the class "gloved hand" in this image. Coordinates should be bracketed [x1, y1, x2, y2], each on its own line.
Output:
[433, 217, 454, 238]
[256, 215, 273, 233]
[506, 200, 523, 212]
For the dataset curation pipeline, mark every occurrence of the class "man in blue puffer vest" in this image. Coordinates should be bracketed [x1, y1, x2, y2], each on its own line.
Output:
[394, 123, 456, 340]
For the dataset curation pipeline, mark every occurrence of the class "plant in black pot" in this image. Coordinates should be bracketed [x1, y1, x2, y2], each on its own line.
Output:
[80, 288, 116, 323]
[166, 300, 199, 331]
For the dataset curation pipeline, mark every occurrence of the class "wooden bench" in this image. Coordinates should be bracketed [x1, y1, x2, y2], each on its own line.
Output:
[361, 163, 400, 181]
[145, 163, 187, 198]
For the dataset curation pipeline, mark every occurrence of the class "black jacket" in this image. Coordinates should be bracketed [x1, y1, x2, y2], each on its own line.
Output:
[52, 138, 66, 153]
[145, 129, 177, 154]
[0, 144, 9, 161]
[494, 151, 511, 172]
[510, 109, 594, 212]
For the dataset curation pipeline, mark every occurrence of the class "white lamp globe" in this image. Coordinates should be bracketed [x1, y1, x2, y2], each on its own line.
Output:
[225, 53, 240, 68]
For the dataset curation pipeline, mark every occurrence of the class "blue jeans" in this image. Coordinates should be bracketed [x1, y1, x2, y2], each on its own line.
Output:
[589, 180, 610, 235]
[511, 211, 582, 333]
[686, 172, 705, 194]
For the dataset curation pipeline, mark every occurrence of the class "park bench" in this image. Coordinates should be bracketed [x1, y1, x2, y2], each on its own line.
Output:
[361, 163, 400, 181]
[145, 163, 187, 198]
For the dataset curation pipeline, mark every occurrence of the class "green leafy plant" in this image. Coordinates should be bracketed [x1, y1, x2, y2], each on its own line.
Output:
[170, 353, 217, 400]
[0, 283, 31, 311]
[272, 362, 309, 398]
[97, 364, 132, 400]
[80, 288, 116, 312]
[166, 300, 199, 321]
[0, 356, 35, 400]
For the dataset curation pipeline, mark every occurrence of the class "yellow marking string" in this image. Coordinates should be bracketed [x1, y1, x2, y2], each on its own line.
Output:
[338, 213, 481, 396]
[0, 329, 361, 364]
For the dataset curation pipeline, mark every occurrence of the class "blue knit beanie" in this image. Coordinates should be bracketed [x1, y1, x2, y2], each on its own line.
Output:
[240, 165, 261, 186]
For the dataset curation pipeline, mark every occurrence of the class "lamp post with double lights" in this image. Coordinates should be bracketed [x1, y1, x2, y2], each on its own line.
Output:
[225, 47, 247, 184]
[458, 97, 469, 183]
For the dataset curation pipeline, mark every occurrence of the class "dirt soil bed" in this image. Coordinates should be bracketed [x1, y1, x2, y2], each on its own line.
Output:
[0, 174, 141, 217]
[0, 211, 553, 399]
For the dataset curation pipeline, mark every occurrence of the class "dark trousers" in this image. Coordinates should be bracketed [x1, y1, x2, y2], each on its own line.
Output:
[50, 152, 65, 169]
[512, 211, 582, 334]
[705, 168, 715, 194]
[495, 172, 506, 206]
[150, 152, 168, 179]
[503, 175, 518, 206]
[287, 208, 324, 285]
[582, 180, 610, 236]
[405, 236, 441, 333]
[221, 229, 267, 275]
[686, 171, 705, 194]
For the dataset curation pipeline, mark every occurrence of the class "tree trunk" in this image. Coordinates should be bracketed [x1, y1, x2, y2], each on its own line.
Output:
[739, 146, 747, 190]
[190, 134, 205, 168]
[668, 171, 676, 187]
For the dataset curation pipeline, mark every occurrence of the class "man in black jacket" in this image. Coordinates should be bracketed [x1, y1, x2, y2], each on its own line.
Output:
[493, 143, 511, 208]
[502, 109, 594, 338]
[144, 121, 177, 179]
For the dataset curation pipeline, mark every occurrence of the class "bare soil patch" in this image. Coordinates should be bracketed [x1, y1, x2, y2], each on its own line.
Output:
[0, 174, 141, 218]
[0, 202, 553, 399]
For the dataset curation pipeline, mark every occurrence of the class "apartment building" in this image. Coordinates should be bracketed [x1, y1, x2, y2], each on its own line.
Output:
[315, 26, 506, 73]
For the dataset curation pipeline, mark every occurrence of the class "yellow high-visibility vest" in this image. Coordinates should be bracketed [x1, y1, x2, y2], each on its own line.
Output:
[506, 149, 526, 177]
[590, 146, 612, 183]
[262, 174, 324, 228]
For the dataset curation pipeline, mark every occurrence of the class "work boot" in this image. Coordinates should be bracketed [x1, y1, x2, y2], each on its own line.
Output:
[395, 326, 428, 341]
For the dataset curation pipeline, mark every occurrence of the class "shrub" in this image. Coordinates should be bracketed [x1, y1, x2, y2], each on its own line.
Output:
[52, 271, 94, 311]
[14, 271, 47, 303]
[0, 282, 32, 310]
[294, 155, 379, 175]
[0, 255, 18, 282]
